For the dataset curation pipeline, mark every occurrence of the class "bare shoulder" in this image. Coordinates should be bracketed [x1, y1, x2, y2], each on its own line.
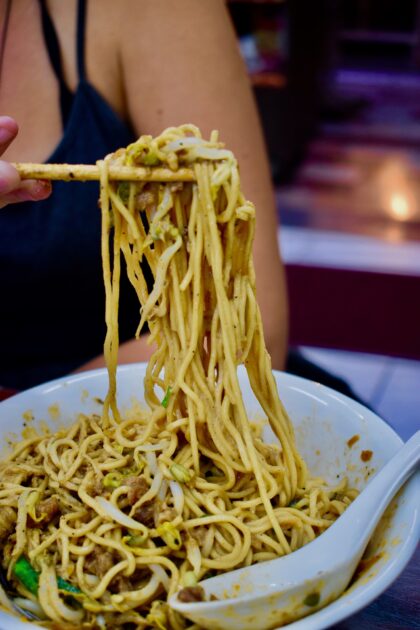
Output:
[119, 0, 231, 56]
[116, 0, 227, 28]
[117, 0, 243, 135]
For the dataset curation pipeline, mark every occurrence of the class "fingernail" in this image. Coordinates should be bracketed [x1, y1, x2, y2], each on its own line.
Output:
[30, 180, 52, 199]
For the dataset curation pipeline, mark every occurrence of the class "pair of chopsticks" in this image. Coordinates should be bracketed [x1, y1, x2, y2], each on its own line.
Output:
[13, 162, 195, 183]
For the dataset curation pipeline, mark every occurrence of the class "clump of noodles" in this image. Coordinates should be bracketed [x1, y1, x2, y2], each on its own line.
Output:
[0, 125, 357, 628]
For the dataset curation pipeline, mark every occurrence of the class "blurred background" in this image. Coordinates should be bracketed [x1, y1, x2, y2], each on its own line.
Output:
[228, 0, 420, 440]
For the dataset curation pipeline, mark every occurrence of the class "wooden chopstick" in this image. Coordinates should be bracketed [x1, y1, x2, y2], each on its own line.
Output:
[13, 162, 196, 183]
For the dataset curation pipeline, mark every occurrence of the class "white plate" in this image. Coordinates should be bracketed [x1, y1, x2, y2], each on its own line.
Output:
[0, 364, 418, 630]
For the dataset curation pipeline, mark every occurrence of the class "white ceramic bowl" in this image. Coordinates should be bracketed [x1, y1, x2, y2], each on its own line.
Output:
[0, 364, 418, 630]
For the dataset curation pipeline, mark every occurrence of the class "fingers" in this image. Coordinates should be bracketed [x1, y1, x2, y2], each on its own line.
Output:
[0, 175, 51, 208]
[0, 160, 52, 209]
[0, 116, 19, 155]
[0, 158, 21, 191]
[0, 116, 52, 208]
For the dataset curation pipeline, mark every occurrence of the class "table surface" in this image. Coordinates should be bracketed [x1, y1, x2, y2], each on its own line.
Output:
[327, 413, 419, 630]
[332, 545, 419, 629]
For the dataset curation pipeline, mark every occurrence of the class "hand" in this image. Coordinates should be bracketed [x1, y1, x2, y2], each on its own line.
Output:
[0, 116, 51, 209]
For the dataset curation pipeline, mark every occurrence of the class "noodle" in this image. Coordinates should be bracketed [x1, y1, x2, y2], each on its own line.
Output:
[0, 126, 356, 628]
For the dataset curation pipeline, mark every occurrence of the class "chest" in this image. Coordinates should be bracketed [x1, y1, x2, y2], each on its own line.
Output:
[0, 0, 125, 163]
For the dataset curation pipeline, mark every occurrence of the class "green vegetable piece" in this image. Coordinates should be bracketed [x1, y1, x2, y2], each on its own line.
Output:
[122, 533, 148, 547]
[13, 556, 39, 595]
[156, 522, 182, 550]
[146, 599, 167, 629]
[57, 576, 81, 595]
[303, 592, 320, 607]
[117, 182, 130, 203]
[13, 556, 81, 597]
[102, 471, 124, 489]
[161, 386, 172, 409]
[183, 571, 197, 587]
[170, 463, 193, 483]
[143, 152, 160, 166]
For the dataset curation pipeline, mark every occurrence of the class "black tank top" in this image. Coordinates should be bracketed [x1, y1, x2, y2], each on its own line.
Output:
[0, 0, 140, 390]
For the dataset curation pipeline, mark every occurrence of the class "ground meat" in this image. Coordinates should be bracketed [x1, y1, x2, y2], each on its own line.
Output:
[37, 497, 60, 524]
[0, 507, 16, 540]
[132, 501, 155, 528]
[84, 547, 114, 577]
[125, 476, 149, 505]
[196, 424, 214, 450]
[156, 505, 177, 526]
[177, 586, 205, 603]
[189, 526, 207, 545]
[27, 496, 60, 528]
[110, 573, 133, 593]
[1, 541, 13, 568]
[263, 444, 281, 466]
[89, 477, 104, 497]
[251, 535, 263, 551]
[135, 190, 155, 211]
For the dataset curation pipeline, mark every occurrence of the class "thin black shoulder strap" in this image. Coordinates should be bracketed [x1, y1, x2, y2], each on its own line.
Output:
[76, 0, 87, 81]
[38, 0, 73, 124]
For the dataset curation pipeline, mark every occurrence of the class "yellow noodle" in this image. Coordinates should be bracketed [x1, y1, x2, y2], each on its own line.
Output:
[0, 126, 356, 628]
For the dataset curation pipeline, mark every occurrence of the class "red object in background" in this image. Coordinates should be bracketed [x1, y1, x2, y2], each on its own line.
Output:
[286, 264, 420, 360]
[0, 388, 17, 401]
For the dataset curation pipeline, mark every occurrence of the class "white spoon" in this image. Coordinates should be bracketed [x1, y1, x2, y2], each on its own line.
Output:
[170, 430, 420, 630]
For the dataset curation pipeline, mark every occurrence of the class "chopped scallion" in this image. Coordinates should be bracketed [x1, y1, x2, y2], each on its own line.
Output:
[161, 386, 172, 409]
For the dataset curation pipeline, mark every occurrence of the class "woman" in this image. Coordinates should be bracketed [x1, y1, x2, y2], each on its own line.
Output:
[0, 0, 288, 390]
